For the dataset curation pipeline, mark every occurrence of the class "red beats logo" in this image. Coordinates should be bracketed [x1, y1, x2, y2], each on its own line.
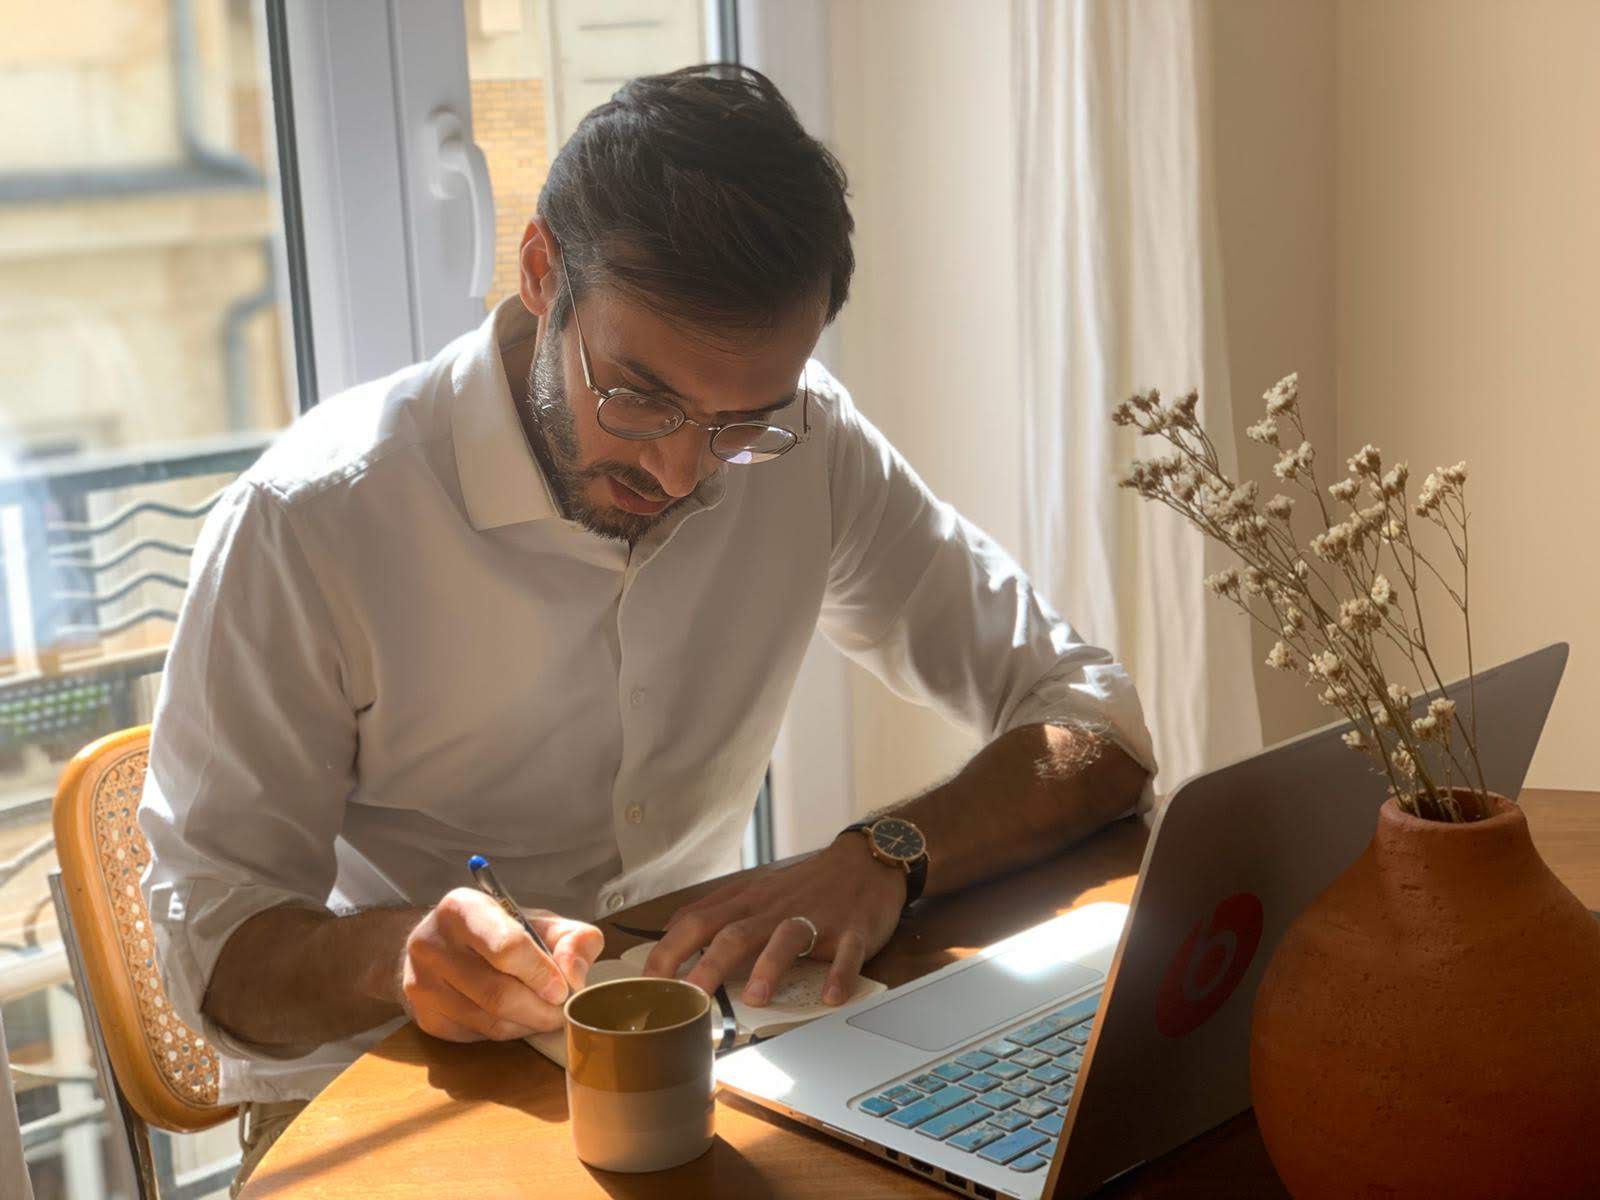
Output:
[1154, 893, 1264, 1038]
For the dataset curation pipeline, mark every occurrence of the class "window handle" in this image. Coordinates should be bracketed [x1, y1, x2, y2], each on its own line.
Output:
[422, 107, 496, 300]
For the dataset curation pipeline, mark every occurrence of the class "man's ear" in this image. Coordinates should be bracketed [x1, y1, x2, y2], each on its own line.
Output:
[518, 216, 562, 317]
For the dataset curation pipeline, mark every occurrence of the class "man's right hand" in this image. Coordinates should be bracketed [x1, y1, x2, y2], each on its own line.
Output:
[399, 888, 604, 1042]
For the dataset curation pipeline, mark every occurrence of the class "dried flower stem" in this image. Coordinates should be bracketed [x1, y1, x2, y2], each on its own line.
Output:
[1115, 376, 1487, 821]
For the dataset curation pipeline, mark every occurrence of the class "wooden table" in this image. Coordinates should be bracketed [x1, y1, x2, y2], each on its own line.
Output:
[240, 789, 1597, 1199]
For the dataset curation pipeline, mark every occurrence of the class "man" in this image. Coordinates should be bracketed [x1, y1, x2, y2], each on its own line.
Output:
[140, 64, 1153, 1184]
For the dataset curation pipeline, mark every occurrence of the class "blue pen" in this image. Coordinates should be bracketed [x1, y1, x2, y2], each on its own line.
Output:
[468, 854, 558, 961]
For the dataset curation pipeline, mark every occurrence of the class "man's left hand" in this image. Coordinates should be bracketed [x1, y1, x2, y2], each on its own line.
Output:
[641, 833, 906, 1006]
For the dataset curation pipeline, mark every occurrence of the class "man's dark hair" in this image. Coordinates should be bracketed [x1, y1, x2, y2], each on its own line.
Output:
[538, 63, 854, 337]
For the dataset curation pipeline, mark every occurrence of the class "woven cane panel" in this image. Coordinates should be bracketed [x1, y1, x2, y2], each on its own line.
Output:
[89, 748, 219, 1107]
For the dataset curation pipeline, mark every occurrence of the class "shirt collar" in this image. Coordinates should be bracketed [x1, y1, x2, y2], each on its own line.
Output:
[450, 297, 561, 531]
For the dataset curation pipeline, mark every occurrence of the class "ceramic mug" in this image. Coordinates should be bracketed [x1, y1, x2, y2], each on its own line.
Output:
[564, 976, 716, 1172]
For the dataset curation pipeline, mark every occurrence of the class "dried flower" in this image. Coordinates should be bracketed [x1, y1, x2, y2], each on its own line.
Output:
[1172, 467, 1200, 503]
[1226, 480, 1260, 516]
[1172, 390, 1201, 426]
[1264, 373, 1299, 416]
[1415, 472, 1444, 516]
[1114, 376, 1486, 820]
[1272, 441, 1315, 481]
[1339, 597, 1381, 633]
[1348, 444, 1382, 477]
[1311, 525, 1352, 563]
[1416, 462, 1467, 518]
[1118, 464, 1149, 494]
[1203, 568, 1241, 599]
[1380, 462, 1410, 498]
[1370, 574, 1394, 609]
[1246, 416, 1280, 446]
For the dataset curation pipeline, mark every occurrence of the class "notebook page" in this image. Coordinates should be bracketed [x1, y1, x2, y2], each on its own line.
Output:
[522, 948, 885, 1068]
[617, 941, 885, 1038]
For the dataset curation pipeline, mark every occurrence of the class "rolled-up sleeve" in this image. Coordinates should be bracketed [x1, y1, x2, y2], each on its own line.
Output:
[139, 480, 358, 1050]
[816, 372, 1157, 811]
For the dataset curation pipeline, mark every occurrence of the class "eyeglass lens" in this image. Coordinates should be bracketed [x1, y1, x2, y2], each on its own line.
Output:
[597, 392, 797, 464]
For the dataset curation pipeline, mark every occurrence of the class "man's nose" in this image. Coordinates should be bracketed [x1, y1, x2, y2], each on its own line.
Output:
[641, 430, 713, 498]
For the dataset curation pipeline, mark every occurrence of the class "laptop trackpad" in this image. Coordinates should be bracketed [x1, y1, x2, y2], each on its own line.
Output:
[847, 948, 1104, 1053]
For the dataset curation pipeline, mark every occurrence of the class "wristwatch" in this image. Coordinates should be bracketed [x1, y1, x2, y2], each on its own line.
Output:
[842, 816, 929, 910]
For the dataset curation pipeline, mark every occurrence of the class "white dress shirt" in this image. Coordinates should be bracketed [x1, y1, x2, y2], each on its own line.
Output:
[139, 298, 1155, 1102]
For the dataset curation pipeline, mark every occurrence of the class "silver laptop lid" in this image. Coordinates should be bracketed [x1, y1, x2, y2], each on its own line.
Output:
[1047, 642, 1568, 1199]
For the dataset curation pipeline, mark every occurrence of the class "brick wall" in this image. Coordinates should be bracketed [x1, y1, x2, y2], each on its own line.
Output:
[470, 77, 550, 312]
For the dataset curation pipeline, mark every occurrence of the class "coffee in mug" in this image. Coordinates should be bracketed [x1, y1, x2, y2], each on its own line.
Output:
[564, 976, 715, 1172]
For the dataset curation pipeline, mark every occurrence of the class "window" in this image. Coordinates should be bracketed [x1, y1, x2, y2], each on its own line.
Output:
[282, 0, 728, 376]
[466, 0, 715, 312]
[1, 4, 737, 1198]
[1, 0, 301, 1194]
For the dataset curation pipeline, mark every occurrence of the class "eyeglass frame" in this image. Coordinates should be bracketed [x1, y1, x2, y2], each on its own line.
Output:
[553, 240, 812, 464]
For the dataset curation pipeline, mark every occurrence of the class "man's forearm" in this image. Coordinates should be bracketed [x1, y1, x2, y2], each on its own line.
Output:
[202, 905, 425, 1054]
[871, 724, 1148, 900]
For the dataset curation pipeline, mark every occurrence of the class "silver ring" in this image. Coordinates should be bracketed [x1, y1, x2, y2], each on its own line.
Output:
[786, 915, 819, 958]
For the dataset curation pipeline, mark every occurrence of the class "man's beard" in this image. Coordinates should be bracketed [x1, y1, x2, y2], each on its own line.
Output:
[523, 326, 683, 543]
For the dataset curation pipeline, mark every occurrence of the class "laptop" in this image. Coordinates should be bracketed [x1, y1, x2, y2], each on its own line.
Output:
[717, 643, 1568, 1200]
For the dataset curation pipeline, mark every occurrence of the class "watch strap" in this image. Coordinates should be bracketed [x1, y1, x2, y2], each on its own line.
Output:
[902, 851, 928, 907]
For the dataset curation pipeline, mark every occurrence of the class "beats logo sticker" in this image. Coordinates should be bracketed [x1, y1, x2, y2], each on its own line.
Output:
[1154, 892, 1264, 1038]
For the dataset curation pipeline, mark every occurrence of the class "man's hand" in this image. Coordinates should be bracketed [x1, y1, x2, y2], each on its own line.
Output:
[642, 834, 904, 1007]
[401, 888, 604, 1042]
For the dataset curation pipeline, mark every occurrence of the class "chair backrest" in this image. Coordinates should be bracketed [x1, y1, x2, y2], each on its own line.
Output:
[52, 726, 235, 1133]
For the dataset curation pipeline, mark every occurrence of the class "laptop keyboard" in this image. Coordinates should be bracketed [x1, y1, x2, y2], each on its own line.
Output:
[853, 992, 1100, 1175]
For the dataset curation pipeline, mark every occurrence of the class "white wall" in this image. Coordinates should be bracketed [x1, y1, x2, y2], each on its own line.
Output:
[808, 0, 1598, 808]
[1337, 0, 1600, 788]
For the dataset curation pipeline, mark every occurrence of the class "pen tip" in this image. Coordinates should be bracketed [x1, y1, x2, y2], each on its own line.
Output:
[468, 855, 488, 871]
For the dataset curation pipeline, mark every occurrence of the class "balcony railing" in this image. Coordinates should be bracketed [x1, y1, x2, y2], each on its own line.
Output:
[1, 431, 274, 1200]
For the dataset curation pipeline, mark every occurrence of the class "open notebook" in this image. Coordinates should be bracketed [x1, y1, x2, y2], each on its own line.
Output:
[527, 940, 886, 1069]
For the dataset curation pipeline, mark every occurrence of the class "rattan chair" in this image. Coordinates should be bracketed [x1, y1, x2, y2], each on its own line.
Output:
[50, 726, 239, 1199]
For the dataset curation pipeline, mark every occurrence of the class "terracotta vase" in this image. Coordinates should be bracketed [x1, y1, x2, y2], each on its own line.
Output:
[1250, 791, 1600, 1199]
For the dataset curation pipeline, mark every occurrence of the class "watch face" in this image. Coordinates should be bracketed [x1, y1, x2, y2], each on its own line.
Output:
[870, 817, 926, 863]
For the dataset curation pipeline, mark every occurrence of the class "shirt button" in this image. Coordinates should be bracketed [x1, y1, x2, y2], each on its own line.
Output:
[625, 804, 644, 825]
[605, 892, 625, 913]
[629, 686, 646, 709]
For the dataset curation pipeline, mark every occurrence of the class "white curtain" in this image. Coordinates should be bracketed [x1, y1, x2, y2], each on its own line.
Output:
[1014, 0, 1261, 793]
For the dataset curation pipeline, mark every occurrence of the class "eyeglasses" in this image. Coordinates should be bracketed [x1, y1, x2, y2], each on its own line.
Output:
[555, 245, 811, 466]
